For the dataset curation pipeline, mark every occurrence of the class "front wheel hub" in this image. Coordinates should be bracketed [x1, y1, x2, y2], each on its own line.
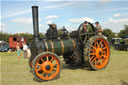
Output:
[96, 48, 103, 59]
[46, 65, 51, 70]
[41, 61, 53, 73]
[99, 51, 102, 55]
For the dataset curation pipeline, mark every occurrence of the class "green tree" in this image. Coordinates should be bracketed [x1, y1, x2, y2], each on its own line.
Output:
[39, 33, 45, 38]
[118, 25, 128, 38]
[102, 29, 115, 41]
[0, 32, 12, 43]
[18, 33, 33, 44]
[0, 32, 46, 44]
[57, 29, 63, 36]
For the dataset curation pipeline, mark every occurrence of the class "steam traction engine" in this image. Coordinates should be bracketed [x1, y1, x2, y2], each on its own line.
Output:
[29, 6, 110, 81]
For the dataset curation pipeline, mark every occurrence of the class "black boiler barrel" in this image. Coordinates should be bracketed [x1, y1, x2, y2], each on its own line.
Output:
[42, 39, 77, 56]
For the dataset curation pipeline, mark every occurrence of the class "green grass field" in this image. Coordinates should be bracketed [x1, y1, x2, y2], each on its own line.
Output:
[1, 48, 128, 85]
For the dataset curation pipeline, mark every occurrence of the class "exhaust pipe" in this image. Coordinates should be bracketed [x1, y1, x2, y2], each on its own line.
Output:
[32, 6, 39, 41]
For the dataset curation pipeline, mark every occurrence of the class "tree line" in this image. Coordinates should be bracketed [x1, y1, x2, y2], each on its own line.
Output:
[0, 32, 45, 44]
[0, 25, 128, 44]
[102, 25, 128, 41]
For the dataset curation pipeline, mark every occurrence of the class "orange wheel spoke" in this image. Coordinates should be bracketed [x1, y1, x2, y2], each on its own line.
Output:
[96, 42, 99, 48]
[95, 60, 97, 65]
[96, 60, 100, 65]
[37, 63, 41, 67]
[37, 67, 42, 71]
[50, 71, 54, 75]
[92, 46, 96, 50]
[91, 57, 96, 62]
[90, 49, 95, 52]
[46, 56, 49, 61]
[94, 42, 96, 47]
[53, 68, 57, 70]
[41, 58, 44, 62]
[97, 42, 100, 48]
[90, 53, 95, 55]
[102, 58, 105, 63]
[102, 47, 107, 50]
[103, 55, 107, 59]
[37, 63, 41, 66]
[99, 41, 102, 48]
[50, 57, 54, 62]
[41, 72, 45, 76]
[45, 74, 49, 79]
[90, 55, 94, 60]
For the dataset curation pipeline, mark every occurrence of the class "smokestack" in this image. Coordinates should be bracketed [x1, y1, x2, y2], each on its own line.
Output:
[32, 6, 39, 41]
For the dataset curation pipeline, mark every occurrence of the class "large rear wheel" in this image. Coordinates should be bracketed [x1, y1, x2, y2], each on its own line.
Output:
[32, 52, 61, 81]
[84, 36, 110, 70]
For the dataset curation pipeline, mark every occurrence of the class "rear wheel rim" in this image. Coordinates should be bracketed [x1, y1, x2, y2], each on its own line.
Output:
[34, 54, 60, 80]
[90, 38, 110, 69]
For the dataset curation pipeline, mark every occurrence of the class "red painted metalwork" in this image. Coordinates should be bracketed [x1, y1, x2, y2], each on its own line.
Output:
[9, 36, 26, 50]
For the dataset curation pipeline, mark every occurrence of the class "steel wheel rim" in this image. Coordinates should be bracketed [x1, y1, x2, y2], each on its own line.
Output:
[90, 38, 110, 69]
[34, 54, 60, 80]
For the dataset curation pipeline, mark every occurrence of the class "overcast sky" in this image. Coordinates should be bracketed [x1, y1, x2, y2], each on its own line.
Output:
[0, 0, 128, 34]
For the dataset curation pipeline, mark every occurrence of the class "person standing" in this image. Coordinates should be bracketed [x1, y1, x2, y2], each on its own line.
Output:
[95, 21, 103, 36]
[83, 21, 88, 32]
[81, 21, 93, 33]
[16, 43, 20, 59]
[22, 42, 28, 59]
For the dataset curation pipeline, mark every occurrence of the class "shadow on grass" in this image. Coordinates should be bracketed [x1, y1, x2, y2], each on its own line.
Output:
[33, 75, 60, 82]
[121, 80, 128, 85]
[62, 63, 95, 71]
[32, 63, 95, 82]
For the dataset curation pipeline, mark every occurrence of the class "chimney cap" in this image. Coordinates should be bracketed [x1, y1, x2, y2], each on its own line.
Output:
[32, 6, 38, 8]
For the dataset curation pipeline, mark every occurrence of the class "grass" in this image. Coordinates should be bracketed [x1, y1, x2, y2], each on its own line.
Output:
[1, 48, 128, 85]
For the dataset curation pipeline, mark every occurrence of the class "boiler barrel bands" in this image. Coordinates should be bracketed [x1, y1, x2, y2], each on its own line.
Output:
[43, 39, 76, 55]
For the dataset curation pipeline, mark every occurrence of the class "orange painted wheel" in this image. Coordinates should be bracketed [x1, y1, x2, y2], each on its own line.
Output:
[32, 52, 61, 81]
[84, 36, 110, 70]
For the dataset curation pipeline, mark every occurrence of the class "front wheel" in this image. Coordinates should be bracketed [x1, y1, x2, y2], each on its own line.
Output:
[32, 52, 61, 81]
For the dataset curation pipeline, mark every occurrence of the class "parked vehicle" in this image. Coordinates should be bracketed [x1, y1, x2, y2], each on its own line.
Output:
[111, 37, 128, 51]
[9, 36, 26, 51]
[0, 41, 9, 52]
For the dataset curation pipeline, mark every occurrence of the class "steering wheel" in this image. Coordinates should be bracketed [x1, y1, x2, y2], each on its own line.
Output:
[78, 22, 96, 44]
